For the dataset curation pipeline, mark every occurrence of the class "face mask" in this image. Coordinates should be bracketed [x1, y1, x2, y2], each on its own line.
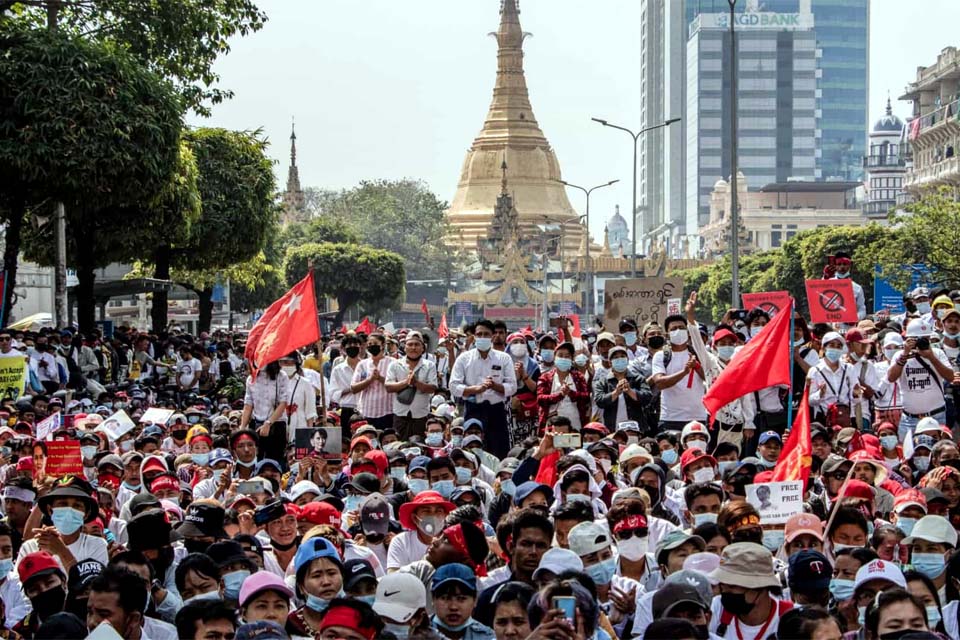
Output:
[184, 590, 220, 606]
[669, 329, 689, 346]
[565, 493, 592, 505]
[686, 439, 707, 452]
[623, 332, 638, 347]
[758, 458, 776, 469]
[762, 529, 785, 552]
[555, 357, 573, 372]
[911, 552, 946, 578]
[692, 466, 715, 484]
[661, 449, 678, 465]
[431, 480, 455, 499]
[500, 479, 516, 496]
[474, 337, 492, 352]
[425, 433, 444, 447]
[895, 516, 917, 536]
[527, 340, 537, 352]
[383, 622, 411, 640]
[926, 605, 942, 629]
[281, 365, 296, 377]
[720, 592, 753, 616]
[693, 512, 718, 527]
[914, 456, 931, 472]
[81, 446, 98, 460]
[540, 349, 555, 364]
[192, 453, 210, 466]
[617, 535, 648, 561]
[717, 345, 736, 360]
[832, 543, 860, 555]
[611, 357, 629, 373]
[119, 440, 134, 453]
[212, 469, 226, 484]
[858, 605, 867, 626]
[30, 585, 66, 622]
[345, 346, 361, 359]
[236, 459, 257, 468]
[880, 435, 898, 450]
[718, 460, 736, 475]
[824, 348, 843, 363]
[416, 514, 445, 537]
[574, 354, 589, 367]
[122, 481, 140, 491]
[598, 458, 613, 475]
[344, 495, 364, 512]
[836, 270, 850, 279]
[917, 301, 932, 314]
[509, 343, 528, 359]
[829, 577, 855, 601]
[407, 478, 429, 494]
[433, 615, 472, 633]
[0, 558, 13, 576]
[172, 429, 188, 441]
[222, 569, 250, 601]
[51, 507, 84, 536]
[944, 331, 960, 340]
[455, 467, 472, 485]
[749, 326, 763, 338]
[793, 338, 805, 347]
[647, 335, 666, 350]
[306, 592, 339, 612]
[389, 468, 406, 482]
[366, 344, 382, 357]
[585, 557, 617, 585]
[884, 347, 898, 360]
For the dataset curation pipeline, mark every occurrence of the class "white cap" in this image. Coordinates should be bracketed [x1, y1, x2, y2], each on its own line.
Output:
[434, 403, 457, 420]
[821, 331, 843, 346]
[533, 548, 584, 580]
[619, 444, 653, 465]
[373, 573, 426, 623]
[683, 552, 721, 577]
[568, 449, 597, 474]
[681, 421, 709, 442]
[568, 521, 612, 557]
[906, 319, 935, 338]
[853, 559, 906, 592]
[915, 417, 943, 435]
[902, 515, 958, 548]
[430, 394, 445, 409]
[883, 333, 904, 348]
[287, 480, 322, 503]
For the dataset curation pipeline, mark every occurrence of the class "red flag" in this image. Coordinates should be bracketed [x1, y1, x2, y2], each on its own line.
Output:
[438, 313, 449, 338]
[771, 390, 813, 484]
[245, 273, 319, 377]
[420, 298, 430, 324]
[355, 317, 374, 335]
[569, 315, 582, 339]
[702, 298, 793, 419]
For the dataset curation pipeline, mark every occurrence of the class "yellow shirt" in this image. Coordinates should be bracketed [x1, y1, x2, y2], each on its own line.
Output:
[303, 355, 323, 372]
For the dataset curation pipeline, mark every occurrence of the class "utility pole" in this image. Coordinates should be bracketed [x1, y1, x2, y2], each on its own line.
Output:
[48, 1, 68, 328]
[728, 0, 741, 308]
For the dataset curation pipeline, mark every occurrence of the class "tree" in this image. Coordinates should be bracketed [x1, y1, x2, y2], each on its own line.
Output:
[284, 243, 406, 326]
[1, 0, 267, 116]
[3, 24, 183, 330]
[278, 216, 360, 252]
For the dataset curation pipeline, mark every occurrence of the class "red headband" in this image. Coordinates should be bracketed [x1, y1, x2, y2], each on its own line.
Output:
[443, 524, 487, 577]
[149, 475, 179, 494]
[319, 605, 376, 640]
[190, 435, 213, 447]
[835, 258, 852, 266]
[613, 515, 648, 533]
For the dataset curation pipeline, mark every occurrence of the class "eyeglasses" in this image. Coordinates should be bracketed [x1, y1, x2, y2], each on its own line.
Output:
[0, 337, 11, 342]
[614, 527, 648, 541]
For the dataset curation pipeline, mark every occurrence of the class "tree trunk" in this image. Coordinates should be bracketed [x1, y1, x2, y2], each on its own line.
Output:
[197, 287, 213, 333]
[1, 197, 25, 327]
[151, 245, 170, 332]
[75, 254, 96, 333]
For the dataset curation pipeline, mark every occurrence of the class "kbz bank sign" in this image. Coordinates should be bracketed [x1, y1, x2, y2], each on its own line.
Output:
[712, 12, 813, 30]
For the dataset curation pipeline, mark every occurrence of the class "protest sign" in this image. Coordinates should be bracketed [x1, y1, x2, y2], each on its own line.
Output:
[805, 279, 858, 323]
[741, 291, 792, 317]
[603, 277, 684, 331]
[0, 357, 26, 401]
[140, 408, 174, 425]
[294, 427, 341, 461]
[95, 410, 136, 442]
[45, 440, 83, 477]
[36, 414, 61, 441]
[746, 480, 804, 524]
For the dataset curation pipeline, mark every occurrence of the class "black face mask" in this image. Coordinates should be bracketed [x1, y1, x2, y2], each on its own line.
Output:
[345, 346, 361, 359]
[152, 545, 175, 579]
[30, 585, 66, 622]
[694, 624, 710, 640]
[183, 538, 211, 555]
[647, 336, 666, 350]
[727, 474, 754, 497]
[720, 591, 754, 617]
[366, 345, 382, 357]
[172, 429, 188, 441]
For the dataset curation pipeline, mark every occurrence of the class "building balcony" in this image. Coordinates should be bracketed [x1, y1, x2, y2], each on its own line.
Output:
[904, 155, 960, 191]
[863, 155, 905, 170]
[863, 200, 897, 218]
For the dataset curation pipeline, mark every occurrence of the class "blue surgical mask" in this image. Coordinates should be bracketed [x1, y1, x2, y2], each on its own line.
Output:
[693, 512, 718, 527]
[762, 529, 785, 552]
[565, 493, 592, 505]
[793, 338, 806, 347]
[51, 507, 85, 536]
[0, 558, 13, 576]
[432, 480, 455, 499]
[829, 578, 855, 601]
[540, 349, 555, 364]
[574, 354, 589, 367]
[661, 449, 678, 465]
[212, 469, 225, 484]
[912, 552, 946, 579]
[555, 357, 573, 372]
[585, 557, 617, 585]
[384, 622, 411, 640]
[81, 446, 98, 460]
[192, 453, 210, 466]
[432, 615, 472, 633]
[718, 460, 736, 475]
[354, 594, 376, 607]
[450, 435, 463, 448]
[858, 605, 867, 626]
[222, 569, 250, 601]
[895, 517, 917, 536]
[306, 591, 342, 612]
[455, 467, 472, 485]
[623, 332, 638, 347]
[717, 345, 736, 360]
[121, 481, 140, 491]
[390, 467, 406, 482]
[425, 433, 444, 447]
[917, 301, 932, 314]
[183, 591, 221, 606]
[500, 479, 516, 496]
[119, 440, 134, 453]
[758, 457, 776, 469]
[927, 605, 942, 629]
[836, 271, 850, 279]
[407, 478, 429, 494]
[474, 337, 492, 352]
[344, 495, 364, 512]
[824, 348, 843, 363]
[880, 435, 898, 450]
[611, 357, 629, 373]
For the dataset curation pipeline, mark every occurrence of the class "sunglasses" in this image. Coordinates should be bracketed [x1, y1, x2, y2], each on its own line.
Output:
[614, 527, 648, 541]
[826, 472, 848, 481]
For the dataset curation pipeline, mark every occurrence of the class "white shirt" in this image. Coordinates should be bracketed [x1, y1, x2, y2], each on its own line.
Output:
[848, 357, 881, 417]
[16, 533, 109, 571]
[651, 349, 707, 422]
[329, 361, 359, 409]
[806, 360, 856, 412]
[832, 275, 866, 320]
[243, 372, 292, 422]
[387, 358, 439, 419]
[31, 352, 58, 383]
[709, 594, 786, 640]
[285, 374, 318, 438]
[0, 572, 30, 629]
[550, 372, 582, 430]
[893, 348, 951, 414]
[144, 617, 178, 640]
[386, 530, 429, 571]
[450, 348, 518, 404]
[177, 358, 202, 389]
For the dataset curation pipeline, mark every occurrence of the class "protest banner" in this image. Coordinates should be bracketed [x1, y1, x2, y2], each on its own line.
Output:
[45, 439, 83, 477]
[603, 277, 684, 330]
[294, 427, 341, 461]
[95, 410, 136, 442]
[746, 480, 804, 524]
[140, 408, 174, 425]
[36, 414, 61, 441]
[805, 279, 858, 323]
[0, 357, 26, 401]
[742, 291, 792, 317]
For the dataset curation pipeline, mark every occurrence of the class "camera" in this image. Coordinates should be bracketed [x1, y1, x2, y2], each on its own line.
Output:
[916, 337, 930, 351]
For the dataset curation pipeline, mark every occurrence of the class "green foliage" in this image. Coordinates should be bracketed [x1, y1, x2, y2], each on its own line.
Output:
[876, 189, 960, 290]
[279, 216, 360, 250]
[142, 140, 202, 245]
[2, 0, 267, 115]
[675, 251, 780, 322]
[285, 242, 406, 323]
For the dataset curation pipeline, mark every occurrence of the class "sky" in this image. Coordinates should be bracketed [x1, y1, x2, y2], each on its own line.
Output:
[188, 0, 960, 242]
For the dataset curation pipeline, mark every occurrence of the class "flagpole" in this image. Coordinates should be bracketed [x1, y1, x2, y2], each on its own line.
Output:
[308, 261, 327, 427]
[786, 299, 795, 432]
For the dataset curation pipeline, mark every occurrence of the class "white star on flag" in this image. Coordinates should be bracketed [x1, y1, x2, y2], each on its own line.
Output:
[284, 293, 302, 315]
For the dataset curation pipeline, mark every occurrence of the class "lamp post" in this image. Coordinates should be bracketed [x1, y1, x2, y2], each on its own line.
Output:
[728, 0, 741, 307]
[591, 116, 681, 276]
[557, 179, 618, 320]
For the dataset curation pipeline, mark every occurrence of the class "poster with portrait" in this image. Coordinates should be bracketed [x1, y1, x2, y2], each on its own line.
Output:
[294, 427, 341, 461]
[746, 480, 803, 524]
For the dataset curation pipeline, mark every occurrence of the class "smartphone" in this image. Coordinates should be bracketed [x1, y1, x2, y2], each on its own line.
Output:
[731, 308, 749, 322]
[553, 596, 576, 624]
[237, 480, 264, 496]
[553, 433, 581, 449]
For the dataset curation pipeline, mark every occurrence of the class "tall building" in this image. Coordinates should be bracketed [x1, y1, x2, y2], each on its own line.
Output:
[862, 98, 906, 219]
[445, 0, 582, 253]
[685, 5, 820, 229]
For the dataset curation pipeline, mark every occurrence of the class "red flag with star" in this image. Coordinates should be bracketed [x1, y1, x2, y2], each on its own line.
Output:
[244, 272, 319, 378]
[771, 387, 813, 485]
[438, 313, 449, 338]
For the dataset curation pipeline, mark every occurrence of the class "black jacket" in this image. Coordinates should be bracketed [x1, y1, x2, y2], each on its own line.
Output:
[592, 369, 653, 433]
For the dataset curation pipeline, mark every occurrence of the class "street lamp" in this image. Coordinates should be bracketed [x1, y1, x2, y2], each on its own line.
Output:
[592, 116, 681, 276]
[556, 179, 619, 320]
[727, 0, 741, 307]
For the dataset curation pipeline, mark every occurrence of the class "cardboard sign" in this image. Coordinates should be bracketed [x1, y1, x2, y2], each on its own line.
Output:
[805, 279, 858, 323]
[742, 291, 792, 317]
[603, 277, 684, 331]
[294, 427, 342, 461]
[44, 439, 83, 477]
[0, 357, 26, 401]
[746, 480, 804, 524]
[95, 410, 136, 442]
[36, 413, 61, 441]
[140, 408, 174, 425]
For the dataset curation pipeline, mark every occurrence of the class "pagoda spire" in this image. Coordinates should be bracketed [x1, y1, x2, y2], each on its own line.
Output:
[886, 94, 893, 116]
[282, 117, 305, 219]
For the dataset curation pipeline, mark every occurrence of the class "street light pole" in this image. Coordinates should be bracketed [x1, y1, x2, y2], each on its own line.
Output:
[557, 179, 619, 320]
[592, 117, 681, 277]
[728, 0, 741, 308]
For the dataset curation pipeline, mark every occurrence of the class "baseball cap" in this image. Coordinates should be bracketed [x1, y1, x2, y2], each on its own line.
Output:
[238, 570, 295, 609]
[854, 559, 906, 591]
[784, 513, 824, 543]
[680, 448, 716, 474]
[512, 481, 554, 508]
[343, 559, 378, 592]
[374, 573, 426, 623]
[235, 621, 288, 640]
[596, 332, 616, 345]
[844, 329, 872, 344]
[788, 550, 832, 592]
[293, 536, 342, 574]
[894, 489, 928, 515]
[683, 552, 720, 576]
[915, 417, 943, 436]
[758, 431, 782, 445]
[346, 472, 381, 495]
[532, 548, 584, 581]
[567, 521, 611, 557]
[360, 493, 391, 537]
[18, 551, 63, 587]
[656, 530, 706, 564]
[68, 559, 104, 595]
[287, 481, 322, 503]
[431, 563, 477, 594]
[902, 515, 958, 547]
[651, 581, 709, 619]
[408, 455, 431, 473]
[297, 501, 342, 528]
[177, 502, 227, 539]
[619, 443, 652, 465]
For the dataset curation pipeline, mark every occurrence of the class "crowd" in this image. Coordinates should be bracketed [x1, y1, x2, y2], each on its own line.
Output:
[0, 254, 958, 639]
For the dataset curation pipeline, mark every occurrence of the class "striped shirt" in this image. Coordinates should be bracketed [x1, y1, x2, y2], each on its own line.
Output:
[351, 356, 396, 419]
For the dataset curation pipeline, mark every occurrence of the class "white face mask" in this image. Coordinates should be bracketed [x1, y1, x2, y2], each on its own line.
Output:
[509, 343, 528, 359]
[616, 535, 648, 561]
[669, 329, 689, 346]
[281, 365, 297, 377]
[686, 439, 708, 452]
[692, 466, 715, 484]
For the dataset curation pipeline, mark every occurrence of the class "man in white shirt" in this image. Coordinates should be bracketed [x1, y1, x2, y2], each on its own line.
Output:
[832, 251, 866, 321]
[0, 522, 28, 629]
[386, 332, 438, 440]
[176, 345, 202, 392]
[650, 314, 708, 433]
[449, 319, 517, 460]
[329, 334, 362, 437]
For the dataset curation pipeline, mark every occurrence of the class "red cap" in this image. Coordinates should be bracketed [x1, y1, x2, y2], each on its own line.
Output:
[364, 450, 388, 477]
[894, 489, 927, 514]
[844, 329, 872, 344]
[142, 458, 167, 475]
[840, 479, 875, 502]
[753, 470, 775, 483]
[298, 501, 342, 528]
[581, 422, 608, 435]
[16, 458, 33, 471]
[679, 448, 717, 474]
[17, 551, 62, 585]
[711, 328, 739, 345]
[149, 474, 179, 495]
[350, 436, 372, 451]
[398, 491, 455, 530]
[283, 503, 300, 518]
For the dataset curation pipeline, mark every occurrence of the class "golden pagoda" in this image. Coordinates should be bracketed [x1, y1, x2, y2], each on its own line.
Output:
[446, 0, 582, 252]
